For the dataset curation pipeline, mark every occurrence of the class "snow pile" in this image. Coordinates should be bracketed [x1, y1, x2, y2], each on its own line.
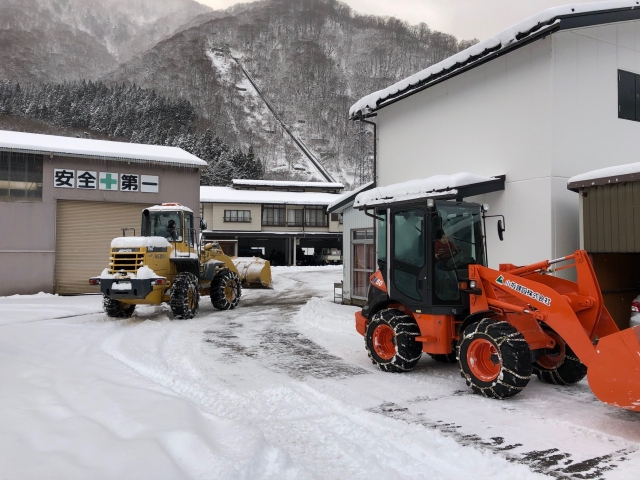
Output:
[0, 130, 206, 167]
[350, 0, 640, 117]
[295, 297, 357, 335]
[568, 161, 640, 186]
[354, 173, 494, 208]
[111, 237, 171, 249]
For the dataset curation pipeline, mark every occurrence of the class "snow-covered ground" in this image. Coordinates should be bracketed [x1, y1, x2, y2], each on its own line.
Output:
[1, 266, 640, 479]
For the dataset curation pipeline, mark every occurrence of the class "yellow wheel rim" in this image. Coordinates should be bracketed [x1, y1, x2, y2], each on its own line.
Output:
[187, 285, 197, 310]
[224, 280, 236, 301]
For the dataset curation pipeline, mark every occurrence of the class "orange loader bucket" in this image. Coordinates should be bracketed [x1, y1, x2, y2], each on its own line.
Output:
[588, 326, 640, 412]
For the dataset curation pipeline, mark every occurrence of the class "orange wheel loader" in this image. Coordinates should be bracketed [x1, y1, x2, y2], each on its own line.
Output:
[354, 193, 640, 412]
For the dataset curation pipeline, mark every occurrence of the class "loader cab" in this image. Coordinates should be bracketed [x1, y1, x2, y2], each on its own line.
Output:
[378, 199, 486, 315]
[141, 204, 197, 254]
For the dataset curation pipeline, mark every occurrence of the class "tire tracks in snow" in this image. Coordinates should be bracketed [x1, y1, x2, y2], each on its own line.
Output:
[367, 400, 636, 479]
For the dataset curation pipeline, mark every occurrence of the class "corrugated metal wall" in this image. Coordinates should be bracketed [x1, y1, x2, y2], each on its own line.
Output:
[582, 183, 640, 253]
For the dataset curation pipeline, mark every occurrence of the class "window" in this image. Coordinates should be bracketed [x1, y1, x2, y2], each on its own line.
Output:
[352, 229, 375, 299]
[287, 209, 303, 226]
[142, 211, 183, 242]
[330, 213, 343, 223]
[305, 206, 328, 227]
[185, 212, 195, 247]
[618, 69, 640, 121]
[224, 210, 251, 223]
[393, 209, 425, 301]
[377, 209, 387, 262]
[0, 151, 43, 200]
[262, 205, 286, 226]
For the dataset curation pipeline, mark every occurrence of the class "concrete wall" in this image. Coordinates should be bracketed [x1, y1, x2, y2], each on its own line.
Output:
[1, 153, 201, 295]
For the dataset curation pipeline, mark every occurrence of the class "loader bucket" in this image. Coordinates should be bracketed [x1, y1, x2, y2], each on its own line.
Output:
[232, 257, 272, 288]
[587, 326, 640, 412]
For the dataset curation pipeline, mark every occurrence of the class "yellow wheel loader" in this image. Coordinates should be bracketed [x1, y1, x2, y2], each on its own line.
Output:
[89, 203, 270, 319]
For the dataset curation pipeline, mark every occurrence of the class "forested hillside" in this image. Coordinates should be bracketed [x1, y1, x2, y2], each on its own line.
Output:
[0, 81, 262, 186]
[108, 0, 477, 185]
[0, 0, 211, 83]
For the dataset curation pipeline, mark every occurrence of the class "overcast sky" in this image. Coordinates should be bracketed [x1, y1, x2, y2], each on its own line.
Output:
[195, 0, 600, 40]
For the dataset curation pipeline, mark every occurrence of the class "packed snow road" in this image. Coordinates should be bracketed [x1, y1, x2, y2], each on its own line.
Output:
[1, 266, 640, 479]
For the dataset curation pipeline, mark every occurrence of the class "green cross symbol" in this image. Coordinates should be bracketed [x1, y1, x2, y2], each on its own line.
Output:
[101, 173, 117, 190]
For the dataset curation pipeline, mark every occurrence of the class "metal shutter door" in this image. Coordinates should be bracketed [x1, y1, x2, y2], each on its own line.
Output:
[55, 200, 149, 294]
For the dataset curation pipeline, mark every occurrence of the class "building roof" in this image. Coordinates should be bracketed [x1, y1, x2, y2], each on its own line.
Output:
[200, 186, 342, 206]
[232, 179, 344, 190]
[354, 173, 505, 209]
[567, 162, 640, 190]
[327, 182, 375, 213]
[350, 0, 640, 119]
[0, 130, 206, 168]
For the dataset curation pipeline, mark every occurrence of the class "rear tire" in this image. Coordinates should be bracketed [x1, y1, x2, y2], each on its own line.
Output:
[210, 269, 241, 310]
[533, 327, 587, 385]
[458, 318, 532, 399]
[170, 272, 200, 320]
[365, 308, 422, 373]
[103, 296, 135, 318]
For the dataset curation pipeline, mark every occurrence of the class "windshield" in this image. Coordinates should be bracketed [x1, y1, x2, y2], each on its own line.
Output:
[435, 203, 485, 268]
[142, 211, 183, 242]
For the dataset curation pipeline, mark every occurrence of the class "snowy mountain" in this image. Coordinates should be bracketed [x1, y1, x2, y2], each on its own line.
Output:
[0, 0, 211, 83]
[106, 0, 476, 185]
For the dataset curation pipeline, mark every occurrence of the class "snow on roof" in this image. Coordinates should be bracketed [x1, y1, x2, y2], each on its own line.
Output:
[200, 186, 342, 205]
[233, 179, 344, 189]
[327, 181, 375, 213]
[0, 130, 206, 168]
[354, 173, 495, 208]
[567, 162, 640, 190]
[147, 204, 194, 213]
[350, 1, 640, 118]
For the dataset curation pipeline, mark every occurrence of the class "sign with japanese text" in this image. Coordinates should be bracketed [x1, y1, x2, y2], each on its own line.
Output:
[54, 170, 159, 193]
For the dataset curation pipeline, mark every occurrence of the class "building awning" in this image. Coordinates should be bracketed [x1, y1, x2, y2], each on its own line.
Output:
[327, 182, 375, 214]
[354, 173, 505, 209]
[567, 162, 640, 191]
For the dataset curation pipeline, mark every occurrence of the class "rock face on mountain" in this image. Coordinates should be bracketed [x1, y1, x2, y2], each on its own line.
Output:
[108, 0, 475, 184]
[0, 0, 211, 83]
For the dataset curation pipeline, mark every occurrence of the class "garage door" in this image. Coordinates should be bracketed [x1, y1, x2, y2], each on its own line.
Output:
[55, 200, 151, 294]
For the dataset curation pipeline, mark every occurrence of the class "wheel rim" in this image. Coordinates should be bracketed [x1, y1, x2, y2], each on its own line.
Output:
[372, 324, 396, 360]
[224, 280, 236, 301]
[537, 331, 566, 370]
[467, 338, 501, 382]
[187, 285, 197, 310]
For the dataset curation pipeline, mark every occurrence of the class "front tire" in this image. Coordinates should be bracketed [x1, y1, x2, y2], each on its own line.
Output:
[210, 269, 241, 310]
[533, 327, 587, 385]
[170, 272, 200, 320]
[365, 308, 422, 373]
[103, 296, 135, 318]
[458, 318, 532, 399]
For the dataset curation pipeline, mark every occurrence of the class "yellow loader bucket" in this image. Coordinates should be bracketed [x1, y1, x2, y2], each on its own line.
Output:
[232, 257, 272, 288]
[587, 326, 640, 412]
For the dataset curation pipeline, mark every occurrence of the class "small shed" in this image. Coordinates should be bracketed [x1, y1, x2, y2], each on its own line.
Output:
[327, 182, 375, 306]
[568, 163, 640, 328]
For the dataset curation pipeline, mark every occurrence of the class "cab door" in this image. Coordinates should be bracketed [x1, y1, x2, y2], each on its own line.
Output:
[389, 207, 430, 311]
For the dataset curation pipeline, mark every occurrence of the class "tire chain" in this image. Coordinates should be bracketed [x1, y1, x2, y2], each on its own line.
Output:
[365, 309, 422, 373]
[458, 318, 532, 399]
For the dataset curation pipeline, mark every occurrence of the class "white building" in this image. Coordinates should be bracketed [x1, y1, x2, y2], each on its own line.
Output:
[327, 182, 375, 305]
[200, 180, 344, 265]
[350, 1, 640, 269]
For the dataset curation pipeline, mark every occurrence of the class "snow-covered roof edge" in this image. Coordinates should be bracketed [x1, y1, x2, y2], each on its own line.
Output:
[327, 182, 375, 213]
[350, 1, 640, 118]
[233, 179, 344, 189]
[354, 173, 505, 208]
[200, 186, 342, 206]
[567, 162, 640, 190]
[0, 130, 207, 168]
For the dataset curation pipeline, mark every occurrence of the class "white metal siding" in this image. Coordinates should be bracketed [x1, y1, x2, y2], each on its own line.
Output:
[341, 205, 374, 303]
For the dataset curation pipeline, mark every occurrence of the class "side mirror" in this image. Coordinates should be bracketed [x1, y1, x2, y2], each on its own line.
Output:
[497, 219, 505, 241]
[200, 219, 208, 230]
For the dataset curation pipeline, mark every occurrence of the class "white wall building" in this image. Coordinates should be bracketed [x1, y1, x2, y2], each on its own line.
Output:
[327, 182, 375, 305]
[350, 1, 640, 269]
